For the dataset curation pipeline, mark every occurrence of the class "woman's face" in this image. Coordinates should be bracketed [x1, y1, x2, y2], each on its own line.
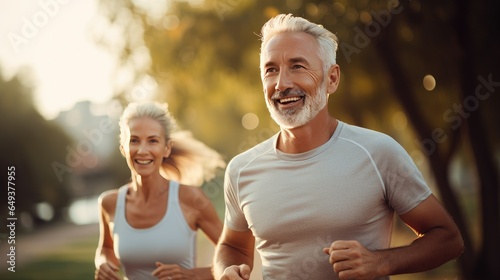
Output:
[120, 117, 171, 177]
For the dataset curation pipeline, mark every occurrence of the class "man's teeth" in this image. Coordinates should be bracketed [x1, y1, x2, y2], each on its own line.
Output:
[136, 160, 153, 165]
[279, 97, 301, 104]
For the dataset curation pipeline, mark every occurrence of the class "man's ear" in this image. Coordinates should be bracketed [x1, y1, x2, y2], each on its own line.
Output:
[164, 140, 173, 158]
[326, 64, 341, 94]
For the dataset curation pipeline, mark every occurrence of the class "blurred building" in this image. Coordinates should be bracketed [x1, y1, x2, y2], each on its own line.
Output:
[52, 100, 122, 198]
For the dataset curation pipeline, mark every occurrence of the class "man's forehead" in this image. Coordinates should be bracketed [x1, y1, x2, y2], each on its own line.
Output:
[261, 32, 320, 64]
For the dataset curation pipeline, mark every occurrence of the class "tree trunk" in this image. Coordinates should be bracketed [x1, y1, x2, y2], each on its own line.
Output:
[455, 1, 500, 278]
[426, 147, 476, 279]
[373, 29, 475, 279]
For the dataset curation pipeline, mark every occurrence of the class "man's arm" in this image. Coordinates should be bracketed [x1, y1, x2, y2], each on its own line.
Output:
[213, 225, 255, 280]
[325, 194, 464, 279]
[385, 194, 464, 274]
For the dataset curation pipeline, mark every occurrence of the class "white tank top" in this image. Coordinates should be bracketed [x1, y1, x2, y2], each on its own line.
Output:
[113, 181, 196, 280]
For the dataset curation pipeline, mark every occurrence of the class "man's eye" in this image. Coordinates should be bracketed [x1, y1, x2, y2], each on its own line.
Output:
[292, 64, 305, 70]
[265, 68, 278, 73]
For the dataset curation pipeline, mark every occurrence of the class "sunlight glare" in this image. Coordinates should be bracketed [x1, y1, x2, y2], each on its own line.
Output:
[68, 196, 100, 225]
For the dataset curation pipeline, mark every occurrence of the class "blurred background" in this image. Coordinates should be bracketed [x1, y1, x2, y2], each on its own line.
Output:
[0, 0, 499, 279]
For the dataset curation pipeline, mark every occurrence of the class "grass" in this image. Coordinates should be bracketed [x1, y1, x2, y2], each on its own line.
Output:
[0, 234, 98, 280]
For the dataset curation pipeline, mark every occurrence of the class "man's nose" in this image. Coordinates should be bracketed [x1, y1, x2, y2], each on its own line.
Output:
[275, 70, 293, 92]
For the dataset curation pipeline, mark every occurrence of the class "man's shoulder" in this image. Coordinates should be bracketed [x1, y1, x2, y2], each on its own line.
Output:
[341, 122, 388, 137]
[339, 123, 394, 142]
[227, 134, 277, 170]
[339, 122, 401, 151]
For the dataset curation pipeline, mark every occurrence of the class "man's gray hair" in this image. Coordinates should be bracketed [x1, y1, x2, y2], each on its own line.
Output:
[260, 13, 339, 72]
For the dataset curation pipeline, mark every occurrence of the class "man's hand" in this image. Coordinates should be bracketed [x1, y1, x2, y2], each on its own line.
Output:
[323, 240, 388, 280]
[219, 264, 251, 280]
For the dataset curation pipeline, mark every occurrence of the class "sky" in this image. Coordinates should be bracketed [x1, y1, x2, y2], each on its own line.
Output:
[0, 0, 117, 120]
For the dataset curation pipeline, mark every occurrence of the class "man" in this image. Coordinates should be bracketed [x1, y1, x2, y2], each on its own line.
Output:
[213, 14, 463, 280]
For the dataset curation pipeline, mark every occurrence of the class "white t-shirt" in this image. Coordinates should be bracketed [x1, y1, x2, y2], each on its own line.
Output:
[224, 121, 431, 280]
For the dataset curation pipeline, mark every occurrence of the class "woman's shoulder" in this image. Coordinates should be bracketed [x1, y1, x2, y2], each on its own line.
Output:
[177, 183, 221, 233]
[178, 184, 212, 208]
[98, 188, 122, 213]
[178, 184, 208, 198]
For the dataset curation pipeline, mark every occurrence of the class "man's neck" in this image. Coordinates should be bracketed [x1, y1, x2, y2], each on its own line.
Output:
[277, 113, 338, 154]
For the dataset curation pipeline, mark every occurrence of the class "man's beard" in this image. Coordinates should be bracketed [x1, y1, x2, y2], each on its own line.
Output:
[266, 83, 327, 129]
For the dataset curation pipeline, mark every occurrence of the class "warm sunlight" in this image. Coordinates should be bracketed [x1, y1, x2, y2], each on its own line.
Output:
[0, 0, 116, 120]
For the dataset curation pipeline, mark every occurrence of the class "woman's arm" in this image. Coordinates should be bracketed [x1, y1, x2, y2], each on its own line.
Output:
[95, 191, 121, 280]
[194, 188, 223, 244]
[179, 186, 223, 279]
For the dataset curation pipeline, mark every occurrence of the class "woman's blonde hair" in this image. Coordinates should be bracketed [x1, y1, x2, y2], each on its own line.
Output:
[119, 101, 226, 186]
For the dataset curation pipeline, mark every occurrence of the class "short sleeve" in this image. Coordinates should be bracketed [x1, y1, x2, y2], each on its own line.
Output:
[223, 160, 249, 231]
[379, 137, 432, 215]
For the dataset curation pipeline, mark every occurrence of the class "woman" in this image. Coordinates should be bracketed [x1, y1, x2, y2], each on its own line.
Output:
[95, 101, 225, 280]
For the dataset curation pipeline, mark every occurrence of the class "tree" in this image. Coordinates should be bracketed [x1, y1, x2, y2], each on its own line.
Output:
[0, 69, 73, 228]
[95, 0, 499, 278]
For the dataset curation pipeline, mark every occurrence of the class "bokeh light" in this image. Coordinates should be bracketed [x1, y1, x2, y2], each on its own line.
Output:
[423, 74, 436, 91]
[242, 113, 259, 130]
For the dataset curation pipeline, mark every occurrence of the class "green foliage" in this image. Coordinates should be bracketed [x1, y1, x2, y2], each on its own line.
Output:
[92, 4, 499, 174]
[95, 0, 497, 160]
[0, 71, 73, 225]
